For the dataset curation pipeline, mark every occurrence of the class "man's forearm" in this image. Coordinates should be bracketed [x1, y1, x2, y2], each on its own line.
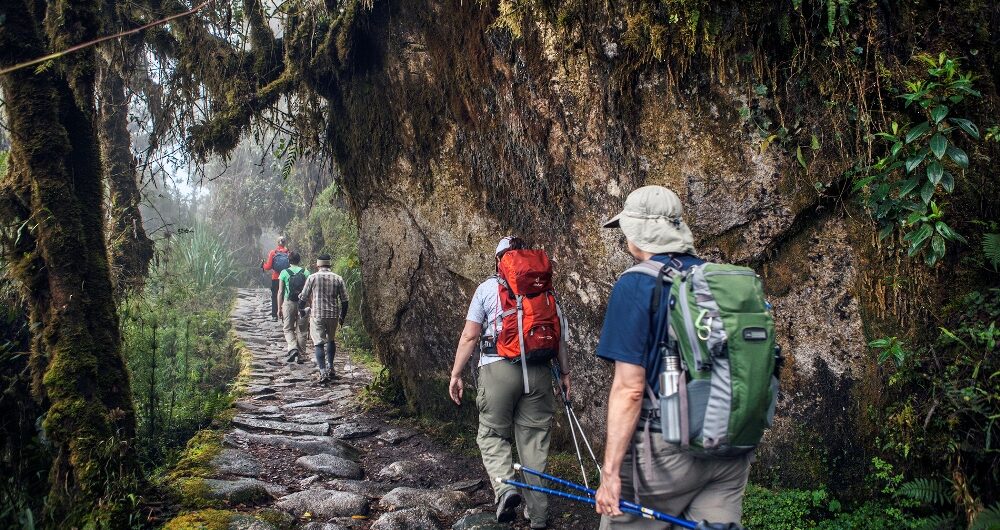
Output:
[602, 382, 643, 475]
[451, 339, 476, 377]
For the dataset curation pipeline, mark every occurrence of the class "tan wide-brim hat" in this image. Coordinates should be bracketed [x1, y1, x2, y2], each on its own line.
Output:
[603, 185, 696, 255]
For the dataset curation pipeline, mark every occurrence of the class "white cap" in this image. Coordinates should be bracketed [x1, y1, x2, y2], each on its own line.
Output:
[603, 185, 696, 255]
[496, 236, 514, 256]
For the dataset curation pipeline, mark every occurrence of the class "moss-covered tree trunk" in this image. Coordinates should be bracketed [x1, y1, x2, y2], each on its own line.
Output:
[0, 0, 138, 526]
[98, 61, 155, 295]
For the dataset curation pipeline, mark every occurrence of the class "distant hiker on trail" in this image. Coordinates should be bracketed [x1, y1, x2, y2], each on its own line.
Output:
[262, 236, 290, 321]
[449, 236, 571, 528]
[299, 254, 349, 383]
[277, 251, 310, 364]
[593, 186, 778, 529]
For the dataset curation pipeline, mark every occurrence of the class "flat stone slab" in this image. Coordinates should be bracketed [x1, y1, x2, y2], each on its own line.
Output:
[380, 487, 472, 518]
[275, 489, 369, 518]
[225, 431, 359, 460]
[228, 514, 280, 530]
[295, 454, 363, 479]
[377, 428, 418, 445]
[247, 386, 277, 396]
[232, 416, 329, 436]
[453, 512, 508, 530]
[448, 478, 484, 492]
[332, 422, 379, 440]
[282, 397, 332, 409]
[326, 479, 392, 499]
[371, 508, 441, 530]
[211, 448, 261, 477]
[201, 478, 287, 504]
[290, 411, 343, 424]
[300, 523, 350, 530]
[377, 460, 422, 481]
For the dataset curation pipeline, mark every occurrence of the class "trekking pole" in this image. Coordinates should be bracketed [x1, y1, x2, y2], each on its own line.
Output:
[498, 477, 698, 529]
[513, 464, 698, 528]
[552, 364, 590, 488]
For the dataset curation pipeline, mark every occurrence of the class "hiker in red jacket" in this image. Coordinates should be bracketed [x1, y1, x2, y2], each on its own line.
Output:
[262, 236, 290, 321]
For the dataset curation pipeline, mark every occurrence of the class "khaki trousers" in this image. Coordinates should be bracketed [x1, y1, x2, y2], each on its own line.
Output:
[600, 433, 751, 529]
[476, 361, 555, 525]
[281, 300, 308, 353]
[309, 317, 339, 346]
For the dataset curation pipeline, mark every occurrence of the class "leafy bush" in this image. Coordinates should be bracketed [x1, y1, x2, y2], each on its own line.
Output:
[856, 53, 981, 265]
[121, 228, 242, 471]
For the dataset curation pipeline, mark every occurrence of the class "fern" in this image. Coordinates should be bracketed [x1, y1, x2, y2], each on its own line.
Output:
[913, 514, 959, 530]
[984, 233, 1000, 270]
[971, 503, 1000, 530]
[896, 478, 952, 506]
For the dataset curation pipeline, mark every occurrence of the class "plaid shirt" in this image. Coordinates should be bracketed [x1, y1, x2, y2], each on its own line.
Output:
[299, 268, 348, 320]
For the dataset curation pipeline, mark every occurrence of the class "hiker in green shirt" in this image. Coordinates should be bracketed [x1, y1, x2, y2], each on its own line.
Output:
[277, 251, 310, 363]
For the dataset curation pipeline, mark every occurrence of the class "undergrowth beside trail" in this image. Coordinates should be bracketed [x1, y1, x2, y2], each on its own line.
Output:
[120, 226, 242, 474]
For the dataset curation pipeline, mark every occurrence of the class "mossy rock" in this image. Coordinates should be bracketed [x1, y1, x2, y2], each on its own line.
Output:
[167, 430, 225, 481]
[163, 509, 280, 530]
[162, 509, 236, 530]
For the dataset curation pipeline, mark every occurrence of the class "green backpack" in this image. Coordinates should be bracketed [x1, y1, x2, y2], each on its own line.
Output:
[625, 260, 780, 456]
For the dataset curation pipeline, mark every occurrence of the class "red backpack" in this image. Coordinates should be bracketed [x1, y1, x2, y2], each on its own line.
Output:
[495, 249, 565, 392]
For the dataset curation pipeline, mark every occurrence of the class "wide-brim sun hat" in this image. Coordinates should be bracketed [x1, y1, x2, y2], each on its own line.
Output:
[603, 185, 696, 255]
[495, 236, 514, 256]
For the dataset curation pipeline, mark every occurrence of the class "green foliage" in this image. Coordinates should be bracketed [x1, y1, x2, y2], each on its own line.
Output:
[879, 289, 1000, 514]
[869, 336, 909, 367]
[971, 504, 1000, 530]
[896, 478, 952, 507]
[856, 53, 981, 266]
[121, 229, 241, 471]
[983, 233, 1000, 271]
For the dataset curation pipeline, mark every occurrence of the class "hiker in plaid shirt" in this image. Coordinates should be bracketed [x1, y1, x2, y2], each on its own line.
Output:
[298, 254, 349, 382]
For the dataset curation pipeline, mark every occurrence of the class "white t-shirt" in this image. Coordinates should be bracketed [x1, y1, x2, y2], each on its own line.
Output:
[466, 277, 505, 368]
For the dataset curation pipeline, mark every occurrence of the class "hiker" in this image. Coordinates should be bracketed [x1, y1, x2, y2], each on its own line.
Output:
[262, 236, 291, 321]
[448, 236, 571, 528]
[298, 254, 349, 382]
[276, 251, 310, 363]
[594, 185, 777, 529]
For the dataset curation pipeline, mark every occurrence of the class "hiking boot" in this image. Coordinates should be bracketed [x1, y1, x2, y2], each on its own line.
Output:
[496, 490, 522, 523]
[286, 349, 299, 363]
[313, 370, 328, 384]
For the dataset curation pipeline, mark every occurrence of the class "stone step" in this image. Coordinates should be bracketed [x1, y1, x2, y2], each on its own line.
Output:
[232, 416, 330, 436]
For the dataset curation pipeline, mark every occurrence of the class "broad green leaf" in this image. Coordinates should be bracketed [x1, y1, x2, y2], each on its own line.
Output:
[898, 176, 920, 196]
[908, 224, 932, 254]
[905, 151, 926, 173]
[930, 133, 947, 159]
[891, 141, 903, 157]
[941, 171, 955, 193]
[926, 161, 943, 184]
[905, 121, 930, 143]
[946, 145, 969, 168]
[920, 180, 935, 204]
[949, 117, 980, 139]
[936, 221, 968, 244]
[868, 338, 891, 348]
[796, 146, 807, 169]
[891, 121, 899, 134]
[878, 224, 895, 241]
[930, 105, 948, 124]
[811, 134, 820, 150]
[931, 234, 945, 258]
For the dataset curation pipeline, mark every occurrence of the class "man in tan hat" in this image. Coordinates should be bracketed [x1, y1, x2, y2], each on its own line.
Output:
[298, 254, 349, 382]
[593, 186, 751, 528]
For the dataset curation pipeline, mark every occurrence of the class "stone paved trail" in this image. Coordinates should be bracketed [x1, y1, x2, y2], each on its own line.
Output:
[214, 289, 596, 530]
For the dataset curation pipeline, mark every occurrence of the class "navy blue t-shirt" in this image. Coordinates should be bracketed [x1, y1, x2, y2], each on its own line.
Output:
[595, 253, 704, 394]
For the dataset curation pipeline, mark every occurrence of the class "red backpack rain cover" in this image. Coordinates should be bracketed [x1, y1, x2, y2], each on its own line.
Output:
[495, 249, 562, 362]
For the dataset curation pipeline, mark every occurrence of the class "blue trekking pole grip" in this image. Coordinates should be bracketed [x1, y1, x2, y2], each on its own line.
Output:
[512, 464, 698, 529]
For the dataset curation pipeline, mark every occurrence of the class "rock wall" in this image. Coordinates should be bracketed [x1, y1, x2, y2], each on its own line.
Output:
[329, 1, 919, 491]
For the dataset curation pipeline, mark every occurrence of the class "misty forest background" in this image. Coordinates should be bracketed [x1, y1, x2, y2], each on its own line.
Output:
[1, 0, 999, 529]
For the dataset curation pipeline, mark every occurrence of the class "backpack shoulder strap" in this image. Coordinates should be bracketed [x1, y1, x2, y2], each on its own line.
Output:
[620, 259, 665, 279]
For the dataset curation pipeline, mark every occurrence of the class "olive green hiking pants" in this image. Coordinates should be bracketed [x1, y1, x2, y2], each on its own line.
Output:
[599, 433, 751, 529]
[476, 360, 555, 525]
